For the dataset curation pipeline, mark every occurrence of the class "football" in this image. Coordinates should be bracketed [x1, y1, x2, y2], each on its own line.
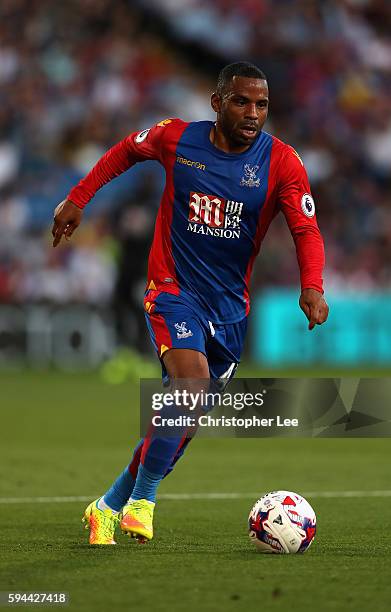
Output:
[248, 490, 316, 554]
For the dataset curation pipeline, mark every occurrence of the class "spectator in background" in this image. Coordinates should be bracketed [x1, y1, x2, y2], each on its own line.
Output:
[110, 177, 156, 353]
[0, 0, 390, 318]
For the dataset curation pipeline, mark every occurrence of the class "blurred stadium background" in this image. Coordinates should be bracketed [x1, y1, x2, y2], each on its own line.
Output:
[1, 5, 391, 609]
[1, 0, 391, 372]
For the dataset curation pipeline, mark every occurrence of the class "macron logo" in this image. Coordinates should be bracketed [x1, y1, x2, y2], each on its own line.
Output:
[176, 156, 206, 171]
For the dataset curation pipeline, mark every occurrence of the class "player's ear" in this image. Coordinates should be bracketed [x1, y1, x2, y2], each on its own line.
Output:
[211, 92, 221, 114]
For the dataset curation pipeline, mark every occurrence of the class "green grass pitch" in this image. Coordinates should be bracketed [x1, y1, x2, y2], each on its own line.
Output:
[1, 370, 390, 612]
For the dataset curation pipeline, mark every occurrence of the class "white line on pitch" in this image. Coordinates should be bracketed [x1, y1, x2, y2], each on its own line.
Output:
[0, 490, 391, 504]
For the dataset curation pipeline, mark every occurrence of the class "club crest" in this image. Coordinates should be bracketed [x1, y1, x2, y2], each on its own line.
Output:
[174, 321, 193, 339]
[240, 164, 261, 188]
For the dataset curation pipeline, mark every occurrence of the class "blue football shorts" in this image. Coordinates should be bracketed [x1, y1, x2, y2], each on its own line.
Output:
[144, 289, 248, 382]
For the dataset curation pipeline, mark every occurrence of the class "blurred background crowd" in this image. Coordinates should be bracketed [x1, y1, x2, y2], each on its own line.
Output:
[0, 0, 390, 357]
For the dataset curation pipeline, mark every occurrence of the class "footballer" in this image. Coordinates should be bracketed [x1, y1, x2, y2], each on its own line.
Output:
[52, 62, 329, 545]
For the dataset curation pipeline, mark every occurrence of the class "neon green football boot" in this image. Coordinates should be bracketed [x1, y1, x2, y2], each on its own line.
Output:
[120, 499, 155, 543]
[82, 498, 120, 545]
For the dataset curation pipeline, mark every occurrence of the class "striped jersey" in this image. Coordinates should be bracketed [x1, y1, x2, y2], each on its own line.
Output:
[68, 118, 325, 324]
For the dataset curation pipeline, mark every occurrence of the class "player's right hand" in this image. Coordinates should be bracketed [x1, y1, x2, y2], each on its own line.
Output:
[52, 199, 83, 247]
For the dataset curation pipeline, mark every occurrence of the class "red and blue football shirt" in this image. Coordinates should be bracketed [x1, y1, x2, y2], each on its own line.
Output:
[68, 118, 325, 324]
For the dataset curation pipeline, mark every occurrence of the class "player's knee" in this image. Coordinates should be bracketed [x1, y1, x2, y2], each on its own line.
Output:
[163, 348, 209, 379]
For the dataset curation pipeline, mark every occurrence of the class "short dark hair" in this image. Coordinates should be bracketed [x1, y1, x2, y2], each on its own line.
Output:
[216, 62, 267, 96]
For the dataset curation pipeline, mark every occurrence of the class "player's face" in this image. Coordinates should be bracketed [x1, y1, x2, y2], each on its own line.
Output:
[212, 77, 269, 148]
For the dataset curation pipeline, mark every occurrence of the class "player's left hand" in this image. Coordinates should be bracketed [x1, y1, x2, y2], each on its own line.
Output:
[299, 289, 329, 331]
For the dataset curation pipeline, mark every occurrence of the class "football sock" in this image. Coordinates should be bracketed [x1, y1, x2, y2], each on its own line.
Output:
[129, 464, 163, 503]
[97, 496, 119, 515]
[103, 466, 136, 512]
[102, 433, 191, 509]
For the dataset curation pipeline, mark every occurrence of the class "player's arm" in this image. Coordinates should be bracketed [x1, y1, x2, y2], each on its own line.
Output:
[277, 146, 329, 330]
[51, 123, 168, 247]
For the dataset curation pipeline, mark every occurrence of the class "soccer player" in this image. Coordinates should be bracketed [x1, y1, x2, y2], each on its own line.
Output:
[52, 62, 329, 545]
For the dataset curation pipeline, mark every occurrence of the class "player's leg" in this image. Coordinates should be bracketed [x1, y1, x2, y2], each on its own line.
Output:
[133, 292, 210, 491]
[83, 293, 208, 544]
[120, 292, 210, 541]
[128, 349, 208, 486]
[121, 347, 210, 541]
[99, 440, 143, 510]
[87, 352, 208, 543]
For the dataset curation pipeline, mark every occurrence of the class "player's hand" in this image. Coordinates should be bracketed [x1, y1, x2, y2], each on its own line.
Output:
[299, 289, 329, 331]
[52, 199, 83, 247]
